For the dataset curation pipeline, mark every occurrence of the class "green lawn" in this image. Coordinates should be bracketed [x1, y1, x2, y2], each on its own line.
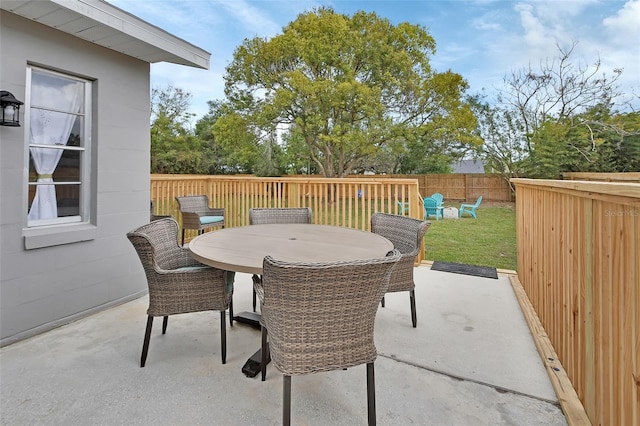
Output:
[423, 203, 517, 271]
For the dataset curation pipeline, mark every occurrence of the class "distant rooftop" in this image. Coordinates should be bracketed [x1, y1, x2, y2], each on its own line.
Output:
[452, 159, 485, 174]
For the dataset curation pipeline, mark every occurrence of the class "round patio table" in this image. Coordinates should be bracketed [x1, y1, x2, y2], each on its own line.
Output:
[189, 223, 394, 378]
[189, 223, 394, 275]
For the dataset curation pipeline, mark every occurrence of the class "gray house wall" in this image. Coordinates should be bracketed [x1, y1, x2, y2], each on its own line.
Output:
[1, 11, 151, 345]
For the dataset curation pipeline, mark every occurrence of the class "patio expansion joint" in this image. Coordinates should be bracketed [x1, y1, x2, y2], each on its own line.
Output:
[377, 352, 561, 408]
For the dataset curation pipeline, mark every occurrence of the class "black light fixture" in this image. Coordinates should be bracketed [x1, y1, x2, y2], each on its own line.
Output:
[0, 91, 24, 127]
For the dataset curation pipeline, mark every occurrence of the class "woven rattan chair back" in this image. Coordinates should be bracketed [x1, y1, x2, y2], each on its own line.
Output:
[175, 195, 225, 245]
[175, 195, 210, 215]
[370, 212, 430, 328]
[126, 217, 231, 367]
[150, 200, 171, 222]
[247, 207, 313, 314]
[129, 217, 187, 272]
[260, 250, 401, 425]
[249, 207, 312, 225]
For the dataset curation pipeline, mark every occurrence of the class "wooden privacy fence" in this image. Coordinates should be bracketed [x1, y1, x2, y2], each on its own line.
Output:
[512, 178, 640, 425]
[151, 174, 424, 259]
[347, 173, 513, 201]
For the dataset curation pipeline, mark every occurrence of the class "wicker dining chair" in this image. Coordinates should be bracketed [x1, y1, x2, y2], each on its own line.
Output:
[256, 250, 401, 425]
[370, 212, 431, 328]
[175, 195, 225, 245]
[150, 200, 171, 222]
[126, 217, 232, 367]
[248, 207, 313, 312]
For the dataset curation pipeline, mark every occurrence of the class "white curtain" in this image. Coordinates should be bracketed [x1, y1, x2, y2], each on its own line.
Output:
[28, 83, 83, 221]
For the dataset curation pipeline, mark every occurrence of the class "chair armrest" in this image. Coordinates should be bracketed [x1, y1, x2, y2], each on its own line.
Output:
[154, 266, 230, 301]
[180, 211, 202, 230]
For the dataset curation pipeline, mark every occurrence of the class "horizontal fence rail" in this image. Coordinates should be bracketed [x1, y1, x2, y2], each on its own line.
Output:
[512, 178, 640, 426]
[562, 172, 640, 183]
[151, 175, 424, 260]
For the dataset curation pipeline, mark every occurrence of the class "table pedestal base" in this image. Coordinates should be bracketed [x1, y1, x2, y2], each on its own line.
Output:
[242, 345, 270, 377]
[234, 311, 270, 378]
[233, 311, 261, 329]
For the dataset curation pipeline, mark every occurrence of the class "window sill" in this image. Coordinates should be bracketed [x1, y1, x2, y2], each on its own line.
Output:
[23, 223, 97, 250]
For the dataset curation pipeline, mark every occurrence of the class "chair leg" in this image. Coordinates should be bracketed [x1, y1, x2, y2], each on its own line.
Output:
[410, 290, 417, 328]
[229, 298, 234, 327]
[283, 375, 292, 426]
[261, 326, 268, 381]
[220, 311, 227, 364]
[251, 274, 261, 312]
[141, 316, 153, 368]
[253, 289, 257, 312]
[380, 296, 385, 308]
[367, 362, 376, 426]
[162, 316, 168, 334]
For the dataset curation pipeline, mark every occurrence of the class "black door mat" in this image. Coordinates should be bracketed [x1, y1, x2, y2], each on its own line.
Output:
[430, 261, 498, 279]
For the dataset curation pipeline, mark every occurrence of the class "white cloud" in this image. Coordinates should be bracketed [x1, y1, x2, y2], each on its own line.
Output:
[603, 0, 640, 44]
[529, 0, 597, 22]
[471, 9, 505, 32]
[211, 0, 285, 37]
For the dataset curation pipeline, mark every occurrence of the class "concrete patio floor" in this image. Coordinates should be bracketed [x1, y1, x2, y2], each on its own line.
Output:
[1, 267, 567, 425]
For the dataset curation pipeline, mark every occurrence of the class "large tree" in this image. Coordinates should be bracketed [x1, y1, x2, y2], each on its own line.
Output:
[498, 42, 623, 157]
[215, 7, 479, 178]
[468, 95, 528, 191]
[475, 42, 638, 180]
[150, 85, 204, 174]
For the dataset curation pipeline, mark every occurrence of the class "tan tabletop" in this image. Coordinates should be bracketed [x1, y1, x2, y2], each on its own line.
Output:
[189, 224, 394, 275]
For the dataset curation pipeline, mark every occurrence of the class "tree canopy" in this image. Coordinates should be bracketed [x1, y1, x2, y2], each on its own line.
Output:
[473, 43, 639, 183]
[214, 7, 480, 177]
[150, 20, 637, 180]
[150, 85, 202, 174]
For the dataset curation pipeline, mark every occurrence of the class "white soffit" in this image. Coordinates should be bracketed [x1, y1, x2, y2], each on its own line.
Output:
[0, 0, 210, 69]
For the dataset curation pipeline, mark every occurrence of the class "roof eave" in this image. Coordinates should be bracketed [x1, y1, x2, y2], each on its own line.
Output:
[0, 0, 210, 70]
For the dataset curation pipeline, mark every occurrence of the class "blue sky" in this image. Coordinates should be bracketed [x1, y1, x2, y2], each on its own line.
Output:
[109, 0, 639, 123]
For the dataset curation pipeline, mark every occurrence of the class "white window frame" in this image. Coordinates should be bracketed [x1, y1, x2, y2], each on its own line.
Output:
[23, 66, 96, 249]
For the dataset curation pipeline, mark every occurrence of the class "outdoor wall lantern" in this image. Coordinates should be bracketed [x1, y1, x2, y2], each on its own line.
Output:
[0, 91, 24, 127]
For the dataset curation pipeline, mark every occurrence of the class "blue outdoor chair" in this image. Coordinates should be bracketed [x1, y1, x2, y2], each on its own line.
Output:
[459, 195, 483, 218]
[431, 193, 444, 207]
[423, 197, 443, 220]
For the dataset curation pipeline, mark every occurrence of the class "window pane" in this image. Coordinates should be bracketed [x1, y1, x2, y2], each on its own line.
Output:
[31, 70, 85, 114]
[56, 185, 80, 217]
[68, 116, 83, 147]
[27, 184, 80, 218]
[30, 110, 82, 147]
[56, 149, 81, 182]
[29, 148, 80, 182]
